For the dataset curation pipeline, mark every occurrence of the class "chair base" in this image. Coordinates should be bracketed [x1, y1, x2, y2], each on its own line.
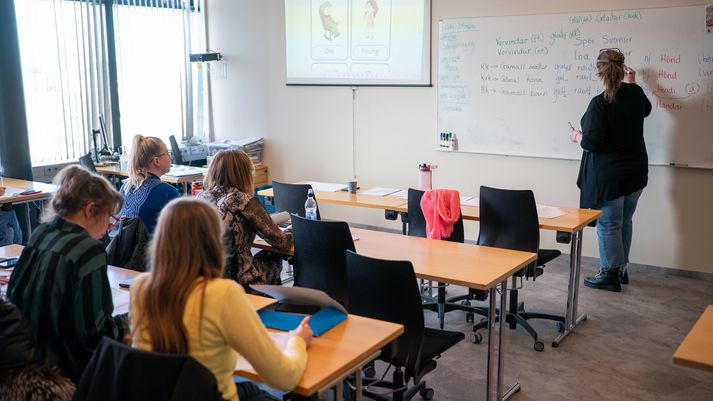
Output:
[422, 284, 489, 329]
[358, 367, 434, 401]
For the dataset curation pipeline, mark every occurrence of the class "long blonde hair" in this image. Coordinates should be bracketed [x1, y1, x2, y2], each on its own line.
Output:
[596, 49, 625, 103]
[204, 150, 254, 194]
[136, 197, 225, 354]
[43, 165, 123, 223]
[126, 134, 165, 193]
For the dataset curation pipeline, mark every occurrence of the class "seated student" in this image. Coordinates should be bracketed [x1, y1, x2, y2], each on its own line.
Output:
[6, 165, 129, 382]
[0, 186, 23, 246]
[130, 198, 311, 401]
[200, 150, 291, 292]
[119, 134, 179, 233]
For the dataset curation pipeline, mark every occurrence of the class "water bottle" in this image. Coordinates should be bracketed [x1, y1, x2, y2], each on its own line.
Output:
[304, 189, 318, 220]
[119, 147, 129, 171]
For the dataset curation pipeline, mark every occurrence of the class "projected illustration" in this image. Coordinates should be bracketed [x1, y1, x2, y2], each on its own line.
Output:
[287, 0, 430, 85]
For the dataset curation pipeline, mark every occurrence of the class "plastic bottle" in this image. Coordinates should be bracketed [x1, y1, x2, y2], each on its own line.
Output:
[418, 163, 433, 190]
[304, 189, 318, 220]
[119, 147, 129, 171]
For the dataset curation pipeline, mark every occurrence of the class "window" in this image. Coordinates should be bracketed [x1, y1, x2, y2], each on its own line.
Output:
[14, 0, 206, 165]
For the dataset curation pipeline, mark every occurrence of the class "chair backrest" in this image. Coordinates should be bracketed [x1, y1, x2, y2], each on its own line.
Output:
[291, 215, 354, 307]
[271, 181, 320, 219]
[345, 251, 425, 379]
[78, 153, 97, 172]
[73, 337, 221, 401]
[478, 185, 539, 276]
[168, 135, 185, 165]
[407, 188, 464, 242]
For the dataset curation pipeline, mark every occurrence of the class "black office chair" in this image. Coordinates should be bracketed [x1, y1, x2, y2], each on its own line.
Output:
[73, 337, 221, 401]
[271, 181, 321, 220]
[291, 215, 355, 307]
[405, 188, 478, 329]
[346, 251, 464, 401]
[168, 134, 185, 165]
[467, 186, 564, 352]
[78, 153, 97, 172]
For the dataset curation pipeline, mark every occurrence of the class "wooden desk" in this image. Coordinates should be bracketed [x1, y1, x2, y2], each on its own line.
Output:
[255, 227, 537, 401]
[97, 164, 269, 190]
[0, 178, 57, 236]
[260, 182, 601, 347]
[674, 305, 713, 373]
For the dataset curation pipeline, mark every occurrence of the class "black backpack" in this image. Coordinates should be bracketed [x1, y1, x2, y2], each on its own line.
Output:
[106, 217, 149, 272]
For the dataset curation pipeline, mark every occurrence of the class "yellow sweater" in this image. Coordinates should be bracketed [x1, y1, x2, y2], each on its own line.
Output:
[130, 275, 307, 401]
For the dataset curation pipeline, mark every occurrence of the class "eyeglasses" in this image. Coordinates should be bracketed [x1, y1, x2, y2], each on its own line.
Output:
[108, 214, 119, 230]
[154, 150, 173, 160]
[599, 48, 622, 54]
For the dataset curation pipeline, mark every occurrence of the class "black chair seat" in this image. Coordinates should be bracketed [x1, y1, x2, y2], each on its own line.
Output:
[537, 249, 561, 266]
[384, 328, 464, 367]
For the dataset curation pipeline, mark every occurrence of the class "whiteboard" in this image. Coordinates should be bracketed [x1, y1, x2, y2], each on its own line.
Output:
[437, 5, 713, 165]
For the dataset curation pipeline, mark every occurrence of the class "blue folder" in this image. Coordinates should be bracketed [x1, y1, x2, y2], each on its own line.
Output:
[258, 306, 347, 337]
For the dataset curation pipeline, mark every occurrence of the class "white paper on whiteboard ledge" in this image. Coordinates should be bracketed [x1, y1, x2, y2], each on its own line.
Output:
[536, 204, 566, 219]
[306, 182, 347, 192]
[235, 332, 290, 371]
[360, 187, 401, 196]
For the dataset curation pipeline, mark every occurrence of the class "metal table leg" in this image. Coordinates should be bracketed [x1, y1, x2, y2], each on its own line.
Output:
[552, 230, 588, 347]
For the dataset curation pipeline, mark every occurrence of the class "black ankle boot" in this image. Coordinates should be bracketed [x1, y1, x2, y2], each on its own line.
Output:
[584, 269, 621, 292]
[619, 269, 629, 285]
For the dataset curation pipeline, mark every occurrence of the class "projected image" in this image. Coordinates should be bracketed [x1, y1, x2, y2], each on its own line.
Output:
[312, 0, 348, 59]
[351, 0, 391, 60]
[286, 0, 430, 85]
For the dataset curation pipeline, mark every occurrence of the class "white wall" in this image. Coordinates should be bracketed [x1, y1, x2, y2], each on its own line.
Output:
[206, 0, 713, 274]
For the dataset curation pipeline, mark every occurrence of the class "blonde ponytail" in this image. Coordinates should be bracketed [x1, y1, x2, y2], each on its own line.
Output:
[596, 49, 625, 103]
[126, 134, 164, 193]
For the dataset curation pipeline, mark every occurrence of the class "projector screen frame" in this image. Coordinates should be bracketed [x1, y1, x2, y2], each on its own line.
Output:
[285, 0, 433, 87]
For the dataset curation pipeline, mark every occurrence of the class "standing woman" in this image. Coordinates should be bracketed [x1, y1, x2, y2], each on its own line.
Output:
[120, 134, 179, 233]
[7, 166, 129, 381]
[570, 48, 652, 292]
[130, 198, 311, 401]
[200, 150, 291, 292]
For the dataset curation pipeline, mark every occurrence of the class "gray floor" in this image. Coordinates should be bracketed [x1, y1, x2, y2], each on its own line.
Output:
[402, 257, 713, 401]
[301, 255, 713, 401]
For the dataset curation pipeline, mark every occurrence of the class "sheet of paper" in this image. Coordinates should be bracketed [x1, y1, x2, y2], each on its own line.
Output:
[1, 187, 31, 198]
[164, 166, 207, 177]
[391, 190, 409, 199]
[461, 197, 479, 207]
[270, 211, 290, 225]
[305, 181, 347, 192]
[359, 187, 401, 197]
[250, 285, 347, 314]
[536, 204, 566, 219]
[235, 332, 290, 371]
[460, 195, 474, 204]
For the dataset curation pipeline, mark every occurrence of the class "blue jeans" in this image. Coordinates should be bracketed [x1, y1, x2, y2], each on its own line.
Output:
[595, 189, 643, 271]
[0, 210, 22, 246]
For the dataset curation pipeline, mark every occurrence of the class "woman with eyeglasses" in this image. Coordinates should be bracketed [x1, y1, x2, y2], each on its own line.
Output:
[7, 165, 129, 382]
[570, 48, 652, 292]
[119, 134, 179, 233]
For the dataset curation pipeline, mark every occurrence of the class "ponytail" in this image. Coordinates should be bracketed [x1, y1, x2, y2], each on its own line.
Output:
[596, 49, 625, 103]
[126, 134, 164, 193]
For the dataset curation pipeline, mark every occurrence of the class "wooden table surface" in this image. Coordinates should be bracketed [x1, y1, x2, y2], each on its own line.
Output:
[258, 184, 601, 233]
[673, 305, 713, 373]
[255, 227, 536, 291]
[0, 178, 56, 204]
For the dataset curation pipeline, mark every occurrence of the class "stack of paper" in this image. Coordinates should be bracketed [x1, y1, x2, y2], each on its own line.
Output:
[461, 196, 479, 207]
[235, 332, 290, 371]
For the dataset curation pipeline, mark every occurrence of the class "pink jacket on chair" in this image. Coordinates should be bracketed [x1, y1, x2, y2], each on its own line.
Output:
[420, 189, 461, 240]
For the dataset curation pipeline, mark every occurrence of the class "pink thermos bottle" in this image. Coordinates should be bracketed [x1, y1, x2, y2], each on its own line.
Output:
[418, 163, 437, 190]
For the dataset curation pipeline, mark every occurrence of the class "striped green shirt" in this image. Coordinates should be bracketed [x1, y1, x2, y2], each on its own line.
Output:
[7, 217, 127, 381]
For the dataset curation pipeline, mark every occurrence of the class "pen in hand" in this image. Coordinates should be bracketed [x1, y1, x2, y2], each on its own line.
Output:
[568, 122, 575, 132]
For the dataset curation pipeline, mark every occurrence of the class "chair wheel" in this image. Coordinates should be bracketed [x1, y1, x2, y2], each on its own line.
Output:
[363, 365, 376, 378]
[470, 332, 483, 344]
[556, 322, 566, 333]
[534, 341, 545, 352]
[420, 386, 435, 400]
[465, 312, 474, 323]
